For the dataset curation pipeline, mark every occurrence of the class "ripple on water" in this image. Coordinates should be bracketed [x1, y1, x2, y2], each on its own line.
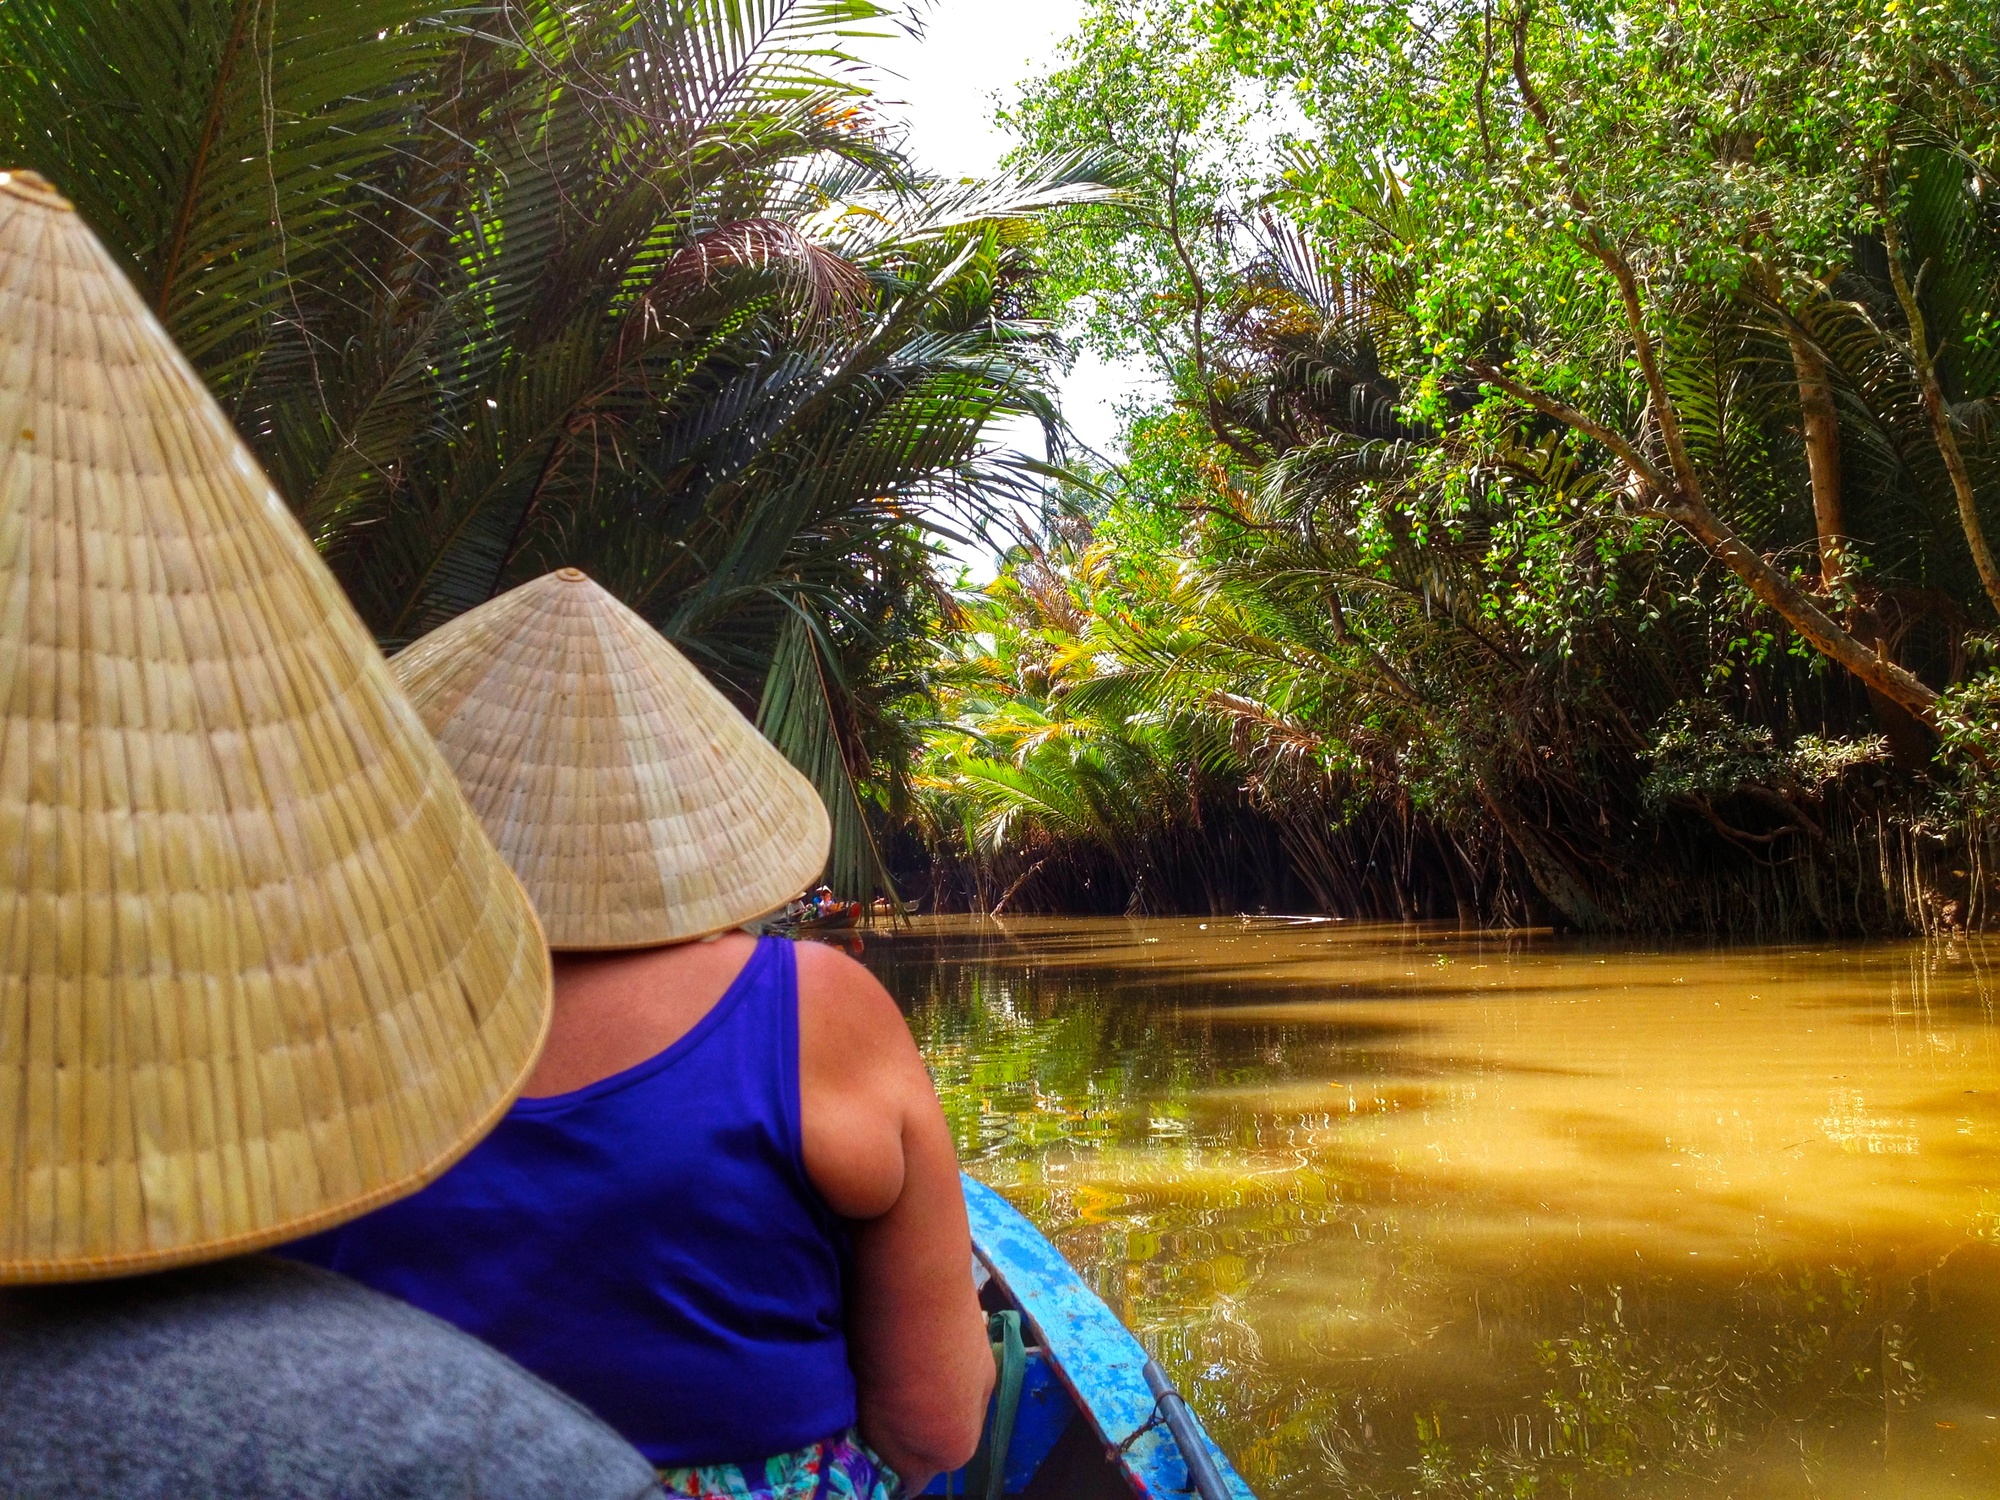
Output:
[864, 917, 2000, 1500]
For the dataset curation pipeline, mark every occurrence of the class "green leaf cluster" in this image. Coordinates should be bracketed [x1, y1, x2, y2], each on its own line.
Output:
[912, 0, 2000, 931]
[0, 0, 1117, 901]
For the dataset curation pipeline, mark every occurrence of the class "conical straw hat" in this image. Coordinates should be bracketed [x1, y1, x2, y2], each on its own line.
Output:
[391, 569, 831, 950]
[0, 171, 552, 1284]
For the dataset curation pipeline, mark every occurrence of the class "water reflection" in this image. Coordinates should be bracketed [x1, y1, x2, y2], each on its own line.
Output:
[863, 918, 2000, 1499]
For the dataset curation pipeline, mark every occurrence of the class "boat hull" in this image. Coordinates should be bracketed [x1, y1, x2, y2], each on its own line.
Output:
[782, 902, 860, 933]
[925, 1175, 1258, 1499]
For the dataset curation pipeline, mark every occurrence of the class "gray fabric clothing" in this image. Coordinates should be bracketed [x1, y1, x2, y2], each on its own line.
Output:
[0, 1254, 662, 1500]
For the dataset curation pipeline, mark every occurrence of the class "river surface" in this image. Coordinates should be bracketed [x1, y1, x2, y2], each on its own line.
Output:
[859, 917, 2000, 1500]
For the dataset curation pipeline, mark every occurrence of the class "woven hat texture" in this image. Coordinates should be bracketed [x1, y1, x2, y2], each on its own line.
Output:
[0, 171, 552, 1283]
[392, 569, 831, 949]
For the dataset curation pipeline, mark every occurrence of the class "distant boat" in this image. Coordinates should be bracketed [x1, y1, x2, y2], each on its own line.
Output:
[780, 901, 861, 933]
[926, 1176, 1256, 1499]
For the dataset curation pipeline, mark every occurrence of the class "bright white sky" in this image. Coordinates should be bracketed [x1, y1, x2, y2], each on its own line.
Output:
[861, 0, 1150, 481]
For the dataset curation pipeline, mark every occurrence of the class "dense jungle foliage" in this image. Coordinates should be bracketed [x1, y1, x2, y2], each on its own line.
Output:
[0, 0, 1109, 899]
[9, 1, 2000, 934]
[906, 0, 2000, 935]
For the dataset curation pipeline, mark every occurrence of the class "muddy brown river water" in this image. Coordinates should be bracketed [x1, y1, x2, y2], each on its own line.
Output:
[860, 917, 2000, 1499]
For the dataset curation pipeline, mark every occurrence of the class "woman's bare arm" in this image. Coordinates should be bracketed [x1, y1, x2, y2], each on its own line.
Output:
[795, 942, 994, 1490]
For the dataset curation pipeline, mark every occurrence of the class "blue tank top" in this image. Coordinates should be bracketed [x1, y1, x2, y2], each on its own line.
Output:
[287, 937, 855, 1467]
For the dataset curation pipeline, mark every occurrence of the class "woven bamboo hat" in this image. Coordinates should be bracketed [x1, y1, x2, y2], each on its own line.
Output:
[390, 569, 831, 950]
[0, 171, 552, 1284]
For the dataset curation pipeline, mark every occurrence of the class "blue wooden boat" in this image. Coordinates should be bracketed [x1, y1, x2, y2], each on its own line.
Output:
[924, 1175, 1258, 1500]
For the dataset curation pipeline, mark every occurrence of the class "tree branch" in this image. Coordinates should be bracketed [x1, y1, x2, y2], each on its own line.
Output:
[1877, 163, 2000, 620]
[156, 0, 257, 318]
[1470, 363, 1942, 721]
[1508, 0, 1704, 506]
[1470, 360, 1678, 501]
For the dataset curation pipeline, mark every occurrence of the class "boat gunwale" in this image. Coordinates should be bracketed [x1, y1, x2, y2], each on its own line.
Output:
[960, 1175, 1257, 1500]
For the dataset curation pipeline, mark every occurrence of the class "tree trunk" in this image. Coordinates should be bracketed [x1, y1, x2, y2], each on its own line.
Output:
[1478, 788, 1610, 931]
[1879, 167, 2000, 621]
[1497, 73, 1950, 733]
[1785, 307, 1935, 764]
[1667, 492, 1940, 718]
[1787, 321, 1848, 587]
[1473, 361, 1942, 725]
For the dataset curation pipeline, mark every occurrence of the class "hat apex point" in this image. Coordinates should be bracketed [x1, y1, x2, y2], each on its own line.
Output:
[0, 171, 72, 211]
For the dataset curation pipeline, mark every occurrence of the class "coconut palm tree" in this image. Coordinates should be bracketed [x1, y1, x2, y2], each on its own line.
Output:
[0, 0, 1117, 897]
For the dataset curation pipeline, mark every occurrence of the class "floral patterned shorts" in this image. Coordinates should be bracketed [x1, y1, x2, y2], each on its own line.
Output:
[658, 1428, 903, 1500]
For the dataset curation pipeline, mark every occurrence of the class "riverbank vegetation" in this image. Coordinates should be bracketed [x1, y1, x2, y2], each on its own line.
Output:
[908, 0, 2000, 934]
[9, 1, 2000, 934]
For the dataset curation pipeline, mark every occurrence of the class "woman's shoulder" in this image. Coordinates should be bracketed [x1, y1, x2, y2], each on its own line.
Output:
[792, 940, 926, 1219]
[792, 940, 913, 1054]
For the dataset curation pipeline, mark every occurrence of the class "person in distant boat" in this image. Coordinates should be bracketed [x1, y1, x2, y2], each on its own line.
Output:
[0, 170, 659, 1500]
[290, 568, 995, 1497]
[788, 882, 840, 923]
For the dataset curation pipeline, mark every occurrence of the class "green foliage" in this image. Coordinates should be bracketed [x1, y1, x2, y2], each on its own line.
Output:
[0, 0, 459, 383]
[1000, 0, 1270, 395]
[0, 0, 1115, 901]
[1641, 704, 1887, 812]
[907, 0, 2000, 932]
[1214, 0, 2000, 634]
[1933, 642, 2000, 816]
[915, 521, 1236, 898]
